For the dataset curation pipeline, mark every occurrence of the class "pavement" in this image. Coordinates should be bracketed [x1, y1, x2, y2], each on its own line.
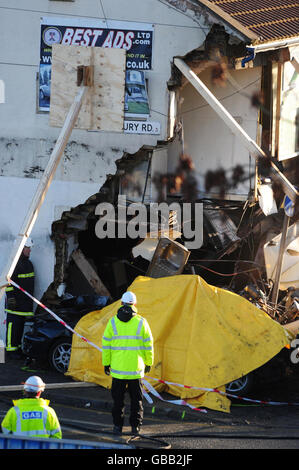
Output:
[0, 356, 207, 424]
[2, 355, 299, 431]
[3, 357, 299, 452]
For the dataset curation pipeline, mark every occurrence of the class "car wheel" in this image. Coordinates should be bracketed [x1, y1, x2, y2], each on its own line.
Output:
[48, 338, 72, 374]
[226, 373, 255, 396]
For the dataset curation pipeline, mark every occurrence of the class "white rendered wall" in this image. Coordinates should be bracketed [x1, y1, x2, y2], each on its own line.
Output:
[168, 66, 261, 197]
[0, 0, 208, 339]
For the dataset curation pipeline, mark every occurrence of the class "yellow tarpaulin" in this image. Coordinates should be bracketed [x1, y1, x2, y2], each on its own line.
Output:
[66, 275, 290, 413]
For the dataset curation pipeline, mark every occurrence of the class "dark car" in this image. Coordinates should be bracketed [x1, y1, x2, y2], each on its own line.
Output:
[22, 294, 109, 373]
[39, 82, 51, 101]
[226, 344, 298, 396]
[224, 285, 299, 396]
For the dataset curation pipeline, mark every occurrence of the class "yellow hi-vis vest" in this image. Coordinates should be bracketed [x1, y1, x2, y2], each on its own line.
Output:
[102, 313, 153, 380]
[1, 398, 62, 439]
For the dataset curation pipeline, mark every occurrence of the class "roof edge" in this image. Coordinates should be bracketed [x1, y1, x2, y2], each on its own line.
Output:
[252, 36, 299, 52]
[197, 0, 259, 42]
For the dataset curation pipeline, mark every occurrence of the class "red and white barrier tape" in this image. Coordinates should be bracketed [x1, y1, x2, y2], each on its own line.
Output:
[142, 378, 208, 413]
[143, 376, 299, 407]
[8, 279, 102, 353]
[8, 279, 299, 409]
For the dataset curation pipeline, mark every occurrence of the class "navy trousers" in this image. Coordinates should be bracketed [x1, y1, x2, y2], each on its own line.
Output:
[111, 378, 144, 429]
[6, 313, 26, 352]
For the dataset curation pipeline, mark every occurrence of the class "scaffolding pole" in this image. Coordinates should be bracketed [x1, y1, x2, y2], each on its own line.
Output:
[0, 85, 88, 297]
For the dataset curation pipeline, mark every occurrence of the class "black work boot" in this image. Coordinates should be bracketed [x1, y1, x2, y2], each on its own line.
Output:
[131, 426, 140, 435]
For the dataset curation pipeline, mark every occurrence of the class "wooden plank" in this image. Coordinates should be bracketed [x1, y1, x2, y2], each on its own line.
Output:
[92, 46, 126, 132]
[50, 45, 126, 132]
[50, 46, 92, 129]
[198, 0, 258, 41]
[71, 249, 111, 297]
[0, 85, 88, 291]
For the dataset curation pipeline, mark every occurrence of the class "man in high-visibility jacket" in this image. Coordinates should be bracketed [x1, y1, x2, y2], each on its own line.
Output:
[102, 291, 153, 435]
[1, 375, 62, 439]
[5, 238, 35, 358]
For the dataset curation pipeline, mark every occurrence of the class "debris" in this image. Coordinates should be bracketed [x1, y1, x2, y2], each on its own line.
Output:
[203, 206, 240, 253]
[71, 249, 111, 298]
[264, 221, 299, 291]
[146, 237, 190, 278]
[258, 183, 278, 216]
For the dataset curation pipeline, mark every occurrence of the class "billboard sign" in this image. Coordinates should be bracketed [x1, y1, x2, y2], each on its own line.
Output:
[39, 17, 154, 113]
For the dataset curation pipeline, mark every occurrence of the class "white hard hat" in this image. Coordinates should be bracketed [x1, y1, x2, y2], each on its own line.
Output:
[121, 291, 137, 305]
[25, 237, 34, 248]
[23, 376, 45, 393]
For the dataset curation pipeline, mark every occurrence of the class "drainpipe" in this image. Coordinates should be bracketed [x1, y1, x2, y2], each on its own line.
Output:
[241, 47, 255, 67]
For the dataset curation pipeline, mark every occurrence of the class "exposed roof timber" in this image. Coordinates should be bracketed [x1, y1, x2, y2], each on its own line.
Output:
[163, 0, 253, 42]
[197, 0, 259, 41]
[197, 1, 299, 45]
[165, 1, 299, 49]
[174, 57, 299, 203]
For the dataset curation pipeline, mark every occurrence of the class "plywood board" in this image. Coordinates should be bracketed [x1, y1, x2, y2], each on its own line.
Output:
[50, 44, 126, 132]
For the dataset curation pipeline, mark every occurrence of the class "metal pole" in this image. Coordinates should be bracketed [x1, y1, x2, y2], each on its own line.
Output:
[142, 153, 152, 204]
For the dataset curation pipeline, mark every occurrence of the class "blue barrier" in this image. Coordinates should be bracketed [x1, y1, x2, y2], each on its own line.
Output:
[0, 433, 134, 449]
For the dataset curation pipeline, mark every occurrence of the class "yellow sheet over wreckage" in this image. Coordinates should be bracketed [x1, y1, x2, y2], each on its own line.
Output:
[66, 275, 289, 413]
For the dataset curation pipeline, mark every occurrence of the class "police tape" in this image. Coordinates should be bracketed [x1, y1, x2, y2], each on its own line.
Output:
[8, 279, 102, 353]
[8, 278, 207, 413]
[9, 279, 299, 409]
[142, 378, 208, 413]
[143, 376, 299, 407]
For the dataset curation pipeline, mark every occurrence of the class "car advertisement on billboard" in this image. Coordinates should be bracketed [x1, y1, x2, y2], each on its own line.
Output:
[125, 70, 150, 118]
